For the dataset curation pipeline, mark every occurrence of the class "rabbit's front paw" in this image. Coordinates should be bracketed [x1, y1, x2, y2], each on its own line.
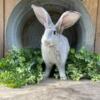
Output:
[43, 74, 48, 80]
[60, 76, 67, 80]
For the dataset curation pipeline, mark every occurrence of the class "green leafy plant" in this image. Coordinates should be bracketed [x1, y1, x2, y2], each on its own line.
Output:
[0, 47, 100, 88]
[67, 48, 100, 81]
[0, 48, 43, 88]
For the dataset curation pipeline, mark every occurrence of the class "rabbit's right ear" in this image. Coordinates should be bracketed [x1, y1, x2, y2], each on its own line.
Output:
[56, 11, 80, 33]
[31, 4, 53, 28]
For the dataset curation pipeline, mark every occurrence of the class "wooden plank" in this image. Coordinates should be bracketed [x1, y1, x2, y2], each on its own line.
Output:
[0, 0, 4, 58]
[96, 0, 100, 35]
[95, 0, 100, 53]
[83, 0, 98, 26]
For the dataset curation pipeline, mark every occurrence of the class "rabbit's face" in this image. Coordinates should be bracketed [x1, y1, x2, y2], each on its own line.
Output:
[42, 27, 60, 45]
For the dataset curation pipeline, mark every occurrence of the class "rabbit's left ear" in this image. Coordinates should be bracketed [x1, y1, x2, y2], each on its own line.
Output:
[56, 11, 80, 33]
[31, 4, 54, 28]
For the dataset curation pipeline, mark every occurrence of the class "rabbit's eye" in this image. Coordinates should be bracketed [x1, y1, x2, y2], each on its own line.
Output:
[53, 31, 57, 35]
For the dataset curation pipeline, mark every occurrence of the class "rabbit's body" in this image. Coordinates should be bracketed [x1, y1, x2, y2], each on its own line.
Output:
[31, 4, 80, 80]
[41, 32, 70, 66]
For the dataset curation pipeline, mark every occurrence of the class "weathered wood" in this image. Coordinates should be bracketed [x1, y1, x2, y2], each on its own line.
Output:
[96, 0, 100, 35]
[95, 0, 100, 53]
[0, 0, 4, 58]
[83, 0, 98, 26]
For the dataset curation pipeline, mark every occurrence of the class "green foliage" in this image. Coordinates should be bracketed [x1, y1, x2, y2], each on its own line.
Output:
[0, 48, 43, 88]
[0, 47, 100, 88]
[67, 48, 100, 81]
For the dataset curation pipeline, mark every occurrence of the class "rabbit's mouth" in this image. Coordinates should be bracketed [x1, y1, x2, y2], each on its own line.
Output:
[44, 40, 56, 47]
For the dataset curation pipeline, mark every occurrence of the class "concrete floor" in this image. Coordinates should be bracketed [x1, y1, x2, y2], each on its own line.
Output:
[0, 79, 100, 100]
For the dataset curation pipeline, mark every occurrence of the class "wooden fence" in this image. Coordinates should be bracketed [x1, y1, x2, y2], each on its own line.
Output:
[0, 0, 100, 58]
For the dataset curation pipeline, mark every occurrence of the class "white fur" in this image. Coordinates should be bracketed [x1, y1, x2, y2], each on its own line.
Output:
[41, 30, 70, 80]
[31, 4, 80, 80]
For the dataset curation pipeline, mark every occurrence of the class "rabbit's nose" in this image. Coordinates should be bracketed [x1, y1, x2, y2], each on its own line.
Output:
[44, 40, 50, 44]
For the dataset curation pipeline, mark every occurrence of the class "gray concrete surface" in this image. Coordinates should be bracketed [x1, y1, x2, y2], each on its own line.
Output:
[6, 0, 95, 51]
[0, 79, 100, 100]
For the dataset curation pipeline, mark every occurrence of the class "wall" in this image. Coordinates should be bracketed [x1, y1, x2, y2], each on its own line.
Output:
[95, 0, 100, 53]
[0, 0, 100, 58]
[0, 0, 4, 57]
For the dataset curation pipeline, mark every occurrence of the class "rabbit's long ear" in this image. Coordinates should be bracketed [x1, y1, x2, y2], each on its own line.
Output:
[56, 11, 80, 33]
[31, 4, 53, 28]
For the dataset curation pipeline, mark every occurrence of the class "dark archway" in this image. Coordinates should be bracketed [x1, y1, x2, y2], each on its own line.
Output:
[6, 0, 95, 51]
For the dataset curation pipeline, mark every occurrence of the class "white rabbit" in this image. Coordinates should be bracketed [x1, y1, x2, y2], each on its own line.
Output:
[31, 4, 80, 80]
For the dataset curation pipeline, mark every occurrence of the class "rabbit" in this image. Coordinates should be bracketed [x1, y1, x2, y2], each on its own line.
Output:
[31, 4, 80, 80]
